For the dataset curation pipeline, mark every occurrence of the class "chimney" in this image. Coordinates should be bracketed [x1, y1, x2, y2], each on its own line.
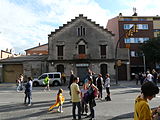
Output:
[119, 13, 122, 16]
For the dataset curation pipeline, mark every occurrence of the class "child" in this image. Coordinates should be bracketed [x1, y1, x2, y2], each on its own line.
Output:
[80, 84, 89, 115]
[49, 88, 65, 113]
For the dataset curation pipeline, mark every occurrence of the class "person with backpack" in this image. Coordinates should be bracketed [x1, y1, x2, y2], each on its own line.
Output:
[24, 77, 32, 106]
[87, 78, 98, 120]
[96, 74, 103, 100]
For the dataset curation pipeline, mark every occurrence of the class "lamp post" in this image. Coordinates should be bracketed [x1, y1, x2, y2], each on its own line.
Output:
[115, 24, 138, 84]
[142, 53, 146, 73]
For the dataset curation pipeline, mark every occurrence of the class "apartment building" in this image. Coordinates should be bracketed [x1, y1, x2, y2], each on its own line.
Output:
[107, 13, 160, 76]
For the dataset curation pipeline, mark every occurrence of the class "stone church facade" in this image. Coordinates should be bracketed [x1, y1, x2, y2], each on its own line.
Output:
[48, 14, 116, 81]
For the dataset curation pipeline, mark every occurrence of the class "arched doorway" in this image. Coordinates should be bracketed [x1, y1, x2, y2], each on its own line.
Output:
[100, 64, 108, 79]
[57, 64, 64, 73]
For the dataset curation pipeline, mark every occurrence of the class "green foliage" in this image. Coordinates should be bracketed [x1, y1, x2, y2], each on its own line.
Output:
[140, 37, 160, 63]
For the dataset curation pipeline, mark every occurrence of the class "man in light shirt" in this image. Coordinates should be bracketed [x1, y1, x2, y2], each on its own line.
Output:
[146, 71, 153, 82]
[70, 77, 81, 120]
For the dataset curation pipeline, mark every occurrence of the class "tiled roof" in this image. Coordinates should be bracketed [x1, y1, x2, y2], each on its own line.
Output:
[25, 43, 48, 51]
[0, 55, 48, 63]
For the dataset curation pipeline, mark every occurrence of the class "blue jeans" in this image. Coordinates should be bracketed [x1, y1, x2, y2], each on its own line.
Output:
[72, 102, 81, 119]
[24, 92, 32, 104]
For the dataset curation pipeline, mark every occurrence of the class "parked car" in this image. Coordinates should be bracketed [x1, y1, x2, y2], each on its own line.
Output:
[33, 72, 62, 87]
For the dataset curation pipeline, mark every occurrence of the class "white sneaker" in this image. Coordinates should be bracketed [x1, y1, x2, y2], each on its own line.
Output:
[28, 104, 31, 106]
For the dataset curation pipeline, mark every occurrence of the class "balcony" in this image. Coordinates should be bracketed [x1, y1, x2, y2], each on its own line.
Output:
[73, 54, 90, 59]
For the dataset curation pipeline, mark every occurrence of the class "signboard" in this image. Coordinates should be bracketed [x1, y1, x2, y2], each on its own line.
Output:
[76, 64, 89, 67]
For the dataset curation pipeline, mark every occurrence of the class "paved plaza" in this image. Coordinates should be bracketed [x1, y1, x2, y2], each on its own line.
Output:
[0, 81, 160, 120]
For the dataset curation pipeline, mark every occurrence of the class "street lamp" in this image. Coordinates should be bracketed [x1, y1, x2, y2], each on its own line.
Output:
[142, 53, 146, 73]
[115, 24, 138, 84]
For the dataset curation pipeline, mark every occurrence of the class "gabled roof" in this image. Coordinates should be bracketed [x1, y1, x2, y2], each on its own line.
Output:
[25, 43, 48, 51]
[48, 14, 114, 37]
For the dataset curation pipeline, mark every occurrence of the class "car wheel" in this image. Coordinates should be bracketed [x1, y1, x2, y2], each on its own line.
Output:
[53, 81, 60, 86]
[33, 82, 39, 87]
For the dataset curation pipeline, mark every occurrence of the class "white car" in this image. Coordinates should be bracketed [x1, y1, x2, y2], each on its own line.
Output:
[33, 72, 62, 87]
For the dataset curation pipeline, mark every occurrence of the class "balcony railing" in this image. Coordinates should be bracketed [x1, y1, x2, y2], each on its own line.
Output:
[73, 54, 90, 59]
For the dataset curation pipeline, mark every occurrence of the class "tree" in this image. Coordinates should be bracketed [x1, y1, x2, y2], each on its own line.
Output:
[140, 37, 160, 68]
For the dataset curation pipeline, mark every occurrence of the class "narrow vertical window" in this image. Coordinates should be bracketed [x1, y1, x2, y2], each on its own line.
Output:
[77, 26, 86, 36]
[78, 45, 85, 54]
[77, 28, 80, 36]
[100, 45, 106, 58]
[57, 46, 63, 59]
[83, 28, 85, 36]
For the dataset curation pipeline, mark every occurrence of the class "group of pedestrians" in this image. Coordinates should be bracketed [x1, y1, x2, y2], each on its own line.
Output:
[136, 69, 159, 85]
[68, 69, 112, 120]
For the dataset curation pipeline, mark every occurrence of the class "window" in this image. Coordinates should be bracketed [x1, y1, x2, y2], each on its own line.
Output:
[54, 74, 60, 78]
[124, 24, 148, 30]
[124, 38, 149, 43]
[57, 46, 63, 59]
[131, 51, 135, 57]
[124, 38, 131, 43]
[77, 26, 86, 36]
[100, 45, 106, 58]
[124, 18, 133, 21]
[137, 24, 148, 30]
[38, 74, 47, 80]
[48, 74, 53, 78]
[124, 24, 134, 29]
[78, 45, 85, 54]
[131, 51, 139, 57]
[138, 18, 146, 21]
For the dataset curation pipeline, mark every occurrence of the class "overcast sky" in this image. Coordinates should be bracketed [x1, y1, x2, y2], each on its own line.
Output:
[0, 0, 160, 54]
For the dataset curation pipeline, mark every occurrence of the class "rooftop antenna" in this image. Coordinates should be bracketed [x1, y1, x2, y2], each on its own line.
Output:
[132, 7, 137, 16]
[132, 0, 137, 16]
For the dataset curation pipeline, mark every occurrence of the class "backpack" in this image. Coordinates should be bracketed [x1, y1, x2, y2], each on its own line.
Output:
[83, 85, 98, 103]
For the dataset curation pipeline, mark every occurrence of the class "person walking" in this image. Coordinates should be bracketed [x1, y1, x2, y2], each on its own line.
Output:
[146, 71, 153, 82]
[16, 74, 24, 92]
[152, 69, 158, 85]
[104, 73, 111, 101]
[43, 75, 50, 91]
[24, 77, 32, 106]
[96, 74, 103, 100]
[87, 77, 98, 120]
[134, 81, 159, 120]
[70, 77, 81, 120]
[68, 70, 75, 97]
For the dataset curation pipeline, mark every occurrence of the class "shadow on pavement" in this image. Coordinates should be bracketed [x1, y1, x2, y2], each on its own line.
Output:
[113, 89, 140, 95]
[109, 112, 134, 120]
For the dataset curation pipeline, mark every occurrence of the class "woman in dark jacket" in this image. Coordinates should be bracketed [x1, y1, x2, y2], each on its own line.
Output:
[87, 78, 98, 120]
